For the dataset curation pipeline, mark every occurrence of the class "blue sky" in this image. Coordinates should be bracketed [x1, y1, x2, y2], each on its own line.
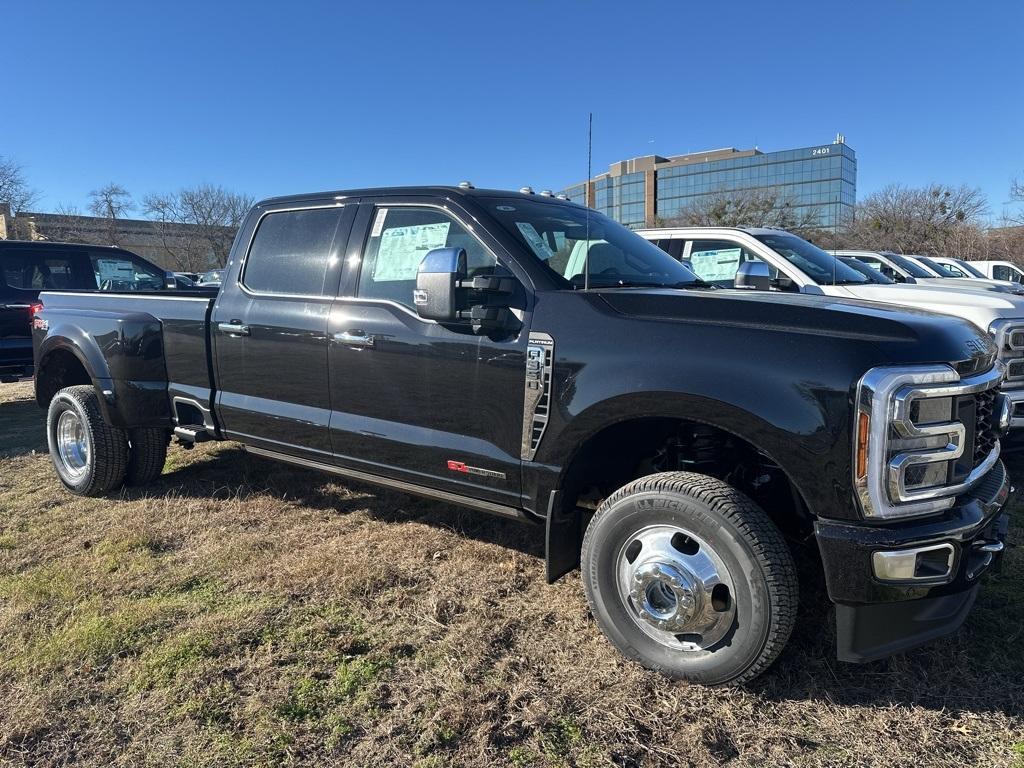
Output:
[2, 0, 1022, 221]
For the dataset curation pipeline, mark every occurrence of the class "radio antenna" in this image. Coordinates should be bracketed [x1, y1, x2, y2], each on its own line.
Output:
[584, 112, 592, 291]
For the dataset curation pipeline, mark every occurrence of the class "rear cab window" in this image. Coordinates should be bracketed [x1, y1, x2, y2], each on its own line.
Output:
[242, 208, 344, 296]
[2, 249, 91, 292]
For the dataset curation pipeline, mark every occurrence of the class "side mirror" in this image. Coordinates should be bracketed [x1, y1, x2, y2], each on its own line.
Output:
[414, 247, 466, 322]
[415, 247, 519, 334]
[164, 271, 178, 290]
[735, 261, 771, 291]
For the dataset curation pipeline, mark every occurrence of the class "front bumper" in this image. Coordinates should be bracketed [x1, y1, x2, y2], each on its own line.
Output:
[1004, 386, 1024, 433]
[815, 459, 1010, 663]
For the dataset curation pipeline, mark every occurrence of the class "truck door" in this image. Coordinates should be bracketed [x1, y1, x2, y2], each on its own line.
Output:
[326, 199, 529, 508]
[212, 203, 353, 457]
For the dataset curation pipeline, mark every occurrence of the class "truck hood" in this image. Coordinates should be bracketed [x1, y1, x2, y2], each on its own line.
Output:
[826, 282, 1024, 329]
[596, 287, 995, 359]
[915, 276, 1024, 294]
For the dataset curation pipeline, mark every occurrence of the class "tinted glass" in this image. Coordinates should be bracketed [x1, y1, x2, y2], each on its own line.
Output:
[915, 256, 957, 277]
[2, 251, 86, 290]
[883, 253, 933, 278]
[953, 259, 986, 278]
[243, 208, 341, 295]
[488, 199, 699, 288]
[994, 265, 1013, 281]
[840, 257, 894, 284]
[754, 234, 869, 285]
[358, 207, 496, 308]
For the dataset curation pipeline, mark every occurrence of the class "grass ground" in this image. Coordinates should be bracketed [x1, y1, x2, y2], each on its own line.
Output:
[0, 379, 1021, 767]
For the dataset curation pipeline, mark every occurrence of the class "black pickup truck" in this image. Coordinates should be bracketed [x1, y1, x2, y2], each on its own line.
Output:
[31, 186, 1011, 685]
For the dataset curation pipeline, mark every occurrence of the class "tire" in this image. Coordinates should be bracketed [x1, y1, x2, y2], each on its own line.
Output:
[581, 471, 797, 686]
[127, 428, 169, 486]
[46, 385, 129, 496]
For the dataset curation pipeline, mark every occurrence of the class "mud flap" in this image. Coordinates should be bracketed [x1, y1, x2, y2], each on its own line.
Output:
[545, 489, 580, 583]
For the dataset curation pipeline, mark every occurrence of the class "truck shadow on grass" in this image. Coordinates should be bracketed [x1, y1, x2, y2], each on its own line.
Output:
[0, 393, 47, 458]
[141, 444, 1024, 717]
[146, 444, 546, 559]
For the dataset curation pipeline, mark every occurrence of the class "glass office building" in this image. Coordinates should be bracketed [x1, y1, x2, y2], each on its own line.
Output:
[561, 138, 856, 230]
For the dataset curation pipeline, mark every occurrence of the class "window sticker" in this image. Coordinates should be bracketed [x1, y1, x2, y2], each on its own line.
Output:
[371, 208, 388, 237]
[95, 258, 135, 282]
[515, 222, 555, 259]
[689, 248, 743, 282]
[373, 221, 451, 282]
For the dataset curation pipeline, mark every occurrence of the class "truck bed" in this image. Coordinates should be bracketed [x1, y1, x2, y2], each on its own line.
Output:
[35, 290, 217, 431]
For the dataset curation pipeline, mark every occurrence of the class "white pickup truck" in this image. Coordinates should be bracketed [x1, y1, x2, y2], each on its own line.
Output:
[832, 250, 1024, 294]
[635, 226, 1024, 430]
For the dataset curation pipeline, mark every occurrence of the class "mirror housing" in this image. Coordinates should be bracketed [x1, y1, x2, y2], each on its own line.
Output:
[414, 247, 466, 322]
[735, 261, 771, 291]
[415, 247, 519, 334]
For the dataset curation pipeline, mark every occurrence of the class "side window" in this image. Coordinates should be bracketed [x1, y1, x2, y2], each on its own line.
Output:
[91, 253, 166, 291]
[243, 208, 342, 296]
[358, 207, 496, 309]
[942, 263, 965, 277]
[654, 239, 683, 260]
[2, 251, 79, 290]
[857, 256, 896, 280]
[993, 265, 1013, 281]
[687, 239, 766, 287]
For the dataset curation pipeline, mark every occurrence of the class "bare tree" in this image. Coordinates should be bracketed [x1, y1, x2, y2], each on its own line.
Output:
[845, 183, 988, 255]
[0, 155, 38, 214]
[1008, 175, 1024, 226]
[88, 183, 134, 245]
[658, 187, 822, 235]
[143, 185, 253, 271]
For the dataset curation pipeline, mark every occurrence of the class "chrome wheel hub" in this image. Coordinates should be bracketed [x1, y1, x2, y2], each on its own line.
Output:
[616, 525, 736, 652]
[56, 409, 89, 479]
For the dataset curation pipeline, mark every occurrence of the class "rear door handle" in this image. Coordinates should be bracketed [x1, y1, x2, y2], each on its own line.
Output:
[333, 330, 375, 348]
[218, 322, 251, 337]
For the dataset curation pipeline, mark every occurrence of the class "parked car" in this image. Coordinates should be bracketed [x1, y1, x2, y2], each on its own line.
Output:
[959, 259, 1024, 284]
[905, 255, 1024, 293]
[638, 228, 1024, 432]
[32, 187, 1010, 685]
[1, 240, 174, 382]
[832, 250, 1024, 294]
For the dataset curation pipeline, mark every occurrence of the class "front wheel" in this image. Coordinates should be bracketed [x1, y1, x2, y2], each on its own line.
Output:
[46, 385, 129, 496]
[581, 471, 798, 685]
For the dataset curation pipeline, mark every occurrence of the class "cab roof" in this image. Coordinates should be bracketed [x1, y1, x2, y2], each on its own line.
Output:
[256, 186, 585, 208]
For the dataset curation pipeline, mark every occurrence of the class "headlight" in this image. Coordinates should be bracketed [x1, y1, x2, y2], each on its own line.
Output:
[989, 319, 1024, 385]
[854, 364, 1003, 520]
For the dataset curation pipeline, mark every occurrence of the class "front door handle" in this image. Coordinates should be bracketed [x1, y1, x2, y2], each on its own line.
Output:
[218, 322, 250, 337]
[1, 304, 33, 310]
[333, 330, 375, 348]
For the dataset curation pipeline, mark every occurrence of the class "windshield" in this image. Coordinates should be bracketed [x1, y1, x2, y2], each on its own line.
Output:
[753, 233, 870, 285]
[915, 255, 959, 277]
[488, 199, 702, 289]
[840, 257, 894, 284]
[952, 259, 986, 278]
[884, 252, 934, 278]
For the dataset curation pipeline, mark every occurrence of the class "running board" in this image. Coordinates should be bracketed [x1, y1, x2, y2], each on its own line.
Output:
[244, 445, 527, 522]
[173, 425, 212, 444]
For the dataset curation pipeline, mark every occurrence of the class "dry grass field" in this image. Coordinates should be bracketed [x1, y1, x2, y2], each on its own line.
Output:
[0, 379, 1022, 767]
